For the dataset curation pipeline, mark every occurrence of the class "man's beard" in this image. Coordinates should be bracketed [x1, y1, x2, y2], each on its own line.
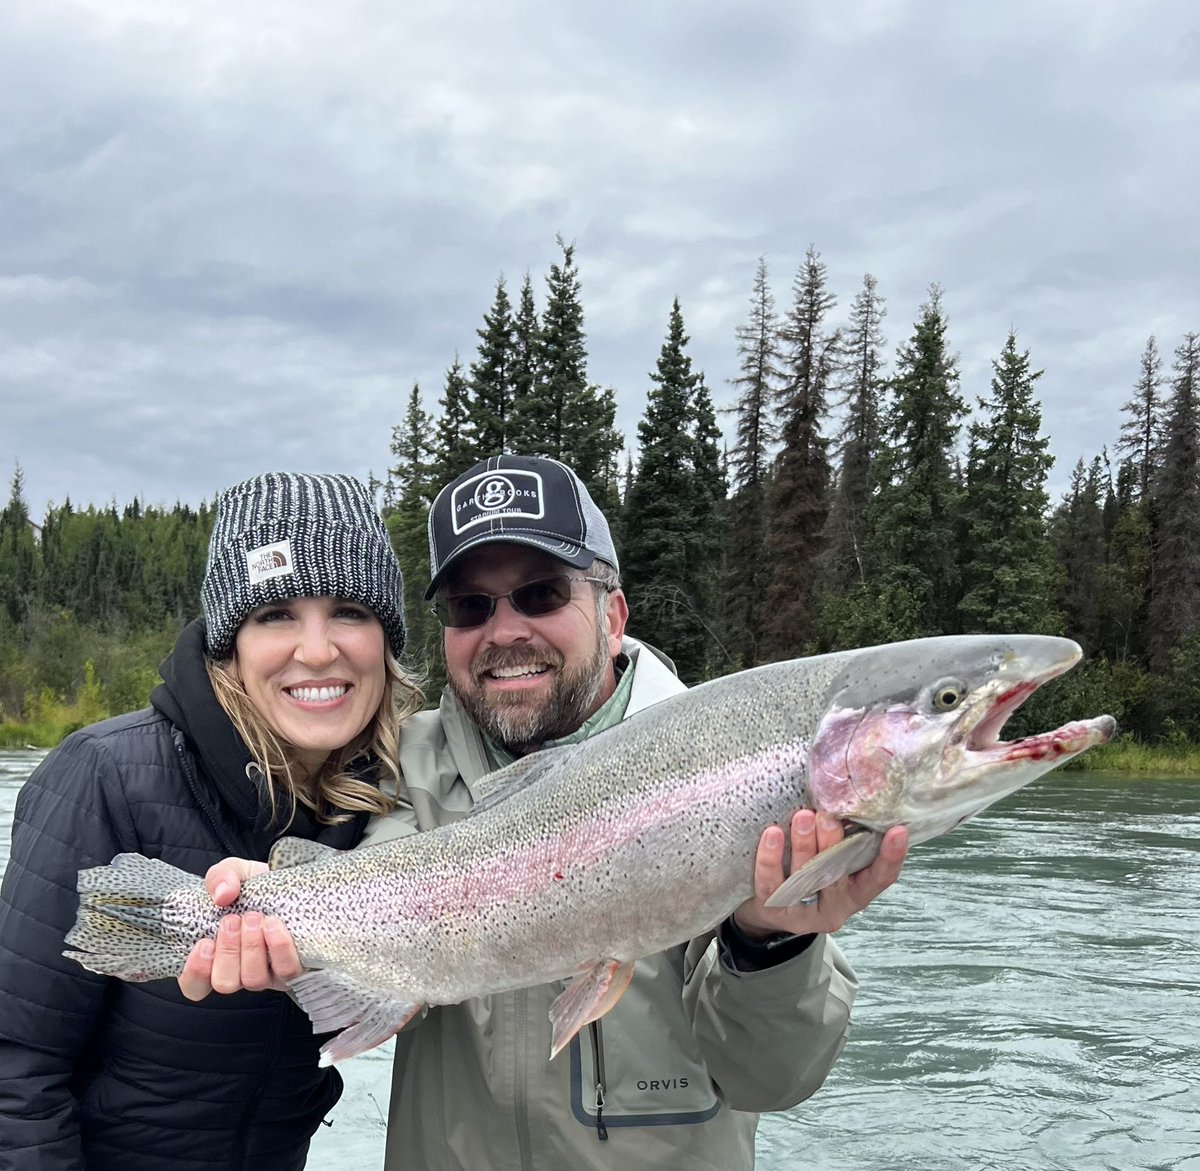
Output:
[449, 627, 610, 754]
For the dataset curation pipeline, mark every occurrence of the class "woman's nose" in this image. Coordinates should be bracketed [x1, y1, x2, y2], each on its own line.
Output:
[294, 618, 337, 666]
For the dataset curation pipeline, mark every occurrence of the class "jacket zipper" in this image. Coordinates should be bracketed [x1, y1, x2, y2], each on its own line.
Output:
[171, 731, 241, 857]
[589, 1020, 608, 1141]
[515, 989, 535, 1168]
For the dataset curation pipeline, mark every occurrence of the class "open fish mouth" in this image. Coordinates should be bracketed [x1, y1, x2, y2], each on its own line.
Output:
[965, 676, 1117, 764]
[962, 642, 1116, 763]
[966, 680, 1041, 750]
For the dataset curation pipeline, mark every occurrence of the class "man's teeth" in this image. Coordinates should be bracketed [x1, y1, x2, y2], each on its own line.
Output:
[288, 685, 348, 702]
[489, 665, 547, 679]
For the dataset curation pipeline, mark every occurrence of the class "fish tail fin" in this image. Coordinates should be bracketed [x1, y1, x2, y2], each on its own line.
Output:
[63, 852, 199, 981]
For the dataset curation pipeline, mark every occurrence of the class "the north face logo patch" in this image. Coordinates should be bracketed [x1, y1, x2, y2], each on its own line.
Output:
[246, 539, 295, 585]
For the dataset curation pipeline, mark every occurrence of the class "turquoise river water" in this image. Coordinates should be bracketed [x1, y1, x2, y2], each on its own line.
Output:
[2, 750, 1197, 1169]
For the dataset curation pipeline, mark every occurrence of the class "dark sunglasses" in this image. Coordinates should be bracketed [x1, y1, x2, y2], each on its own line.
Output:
[432, 574, 608, 629]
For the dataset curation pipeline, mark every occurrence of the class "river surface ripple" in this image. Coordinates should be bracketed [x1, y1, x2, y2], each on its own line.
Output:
[2, 752, 1197, 1170]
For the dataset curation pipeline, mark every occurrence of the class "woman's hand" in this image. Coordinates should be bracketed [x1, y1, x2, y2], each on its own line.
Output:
[177, 858, 305, 1000]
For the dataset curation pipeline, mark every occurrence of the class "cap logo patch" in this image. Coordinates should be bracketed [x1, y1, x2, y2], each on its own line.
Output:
[475, 476, 516, 510]
[246, 539, 295, 585]
[452, 470, 545, 535]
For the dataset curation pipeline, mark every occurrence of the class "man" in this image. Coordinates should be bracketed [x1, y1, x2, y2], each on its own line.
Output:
[183, 454, 908, 1170]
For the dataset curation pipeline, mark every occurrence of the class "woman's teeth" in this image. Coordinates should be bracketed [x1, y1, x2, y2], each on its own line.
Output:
[287, 685, 348, 702]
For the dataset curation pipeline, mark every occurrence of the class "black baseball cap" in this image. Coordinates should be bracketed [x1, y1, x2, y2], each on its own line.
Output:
[425, 455, 619, 599]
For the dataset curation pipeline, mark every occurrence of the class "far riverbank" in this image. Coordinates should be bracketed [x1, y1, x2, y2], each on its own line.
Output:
[1080, 734, 1200, 775]
[4, 719, 1200, 778]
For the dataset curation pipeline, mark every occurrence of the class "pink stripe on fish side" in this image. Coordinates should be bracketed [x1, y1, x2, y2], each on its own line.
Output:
[394, 740, 809, 921]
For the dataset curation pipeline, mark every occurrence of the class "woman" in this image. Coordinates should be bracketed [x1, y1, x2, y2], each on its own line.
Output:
[0, 472, 421, 1171]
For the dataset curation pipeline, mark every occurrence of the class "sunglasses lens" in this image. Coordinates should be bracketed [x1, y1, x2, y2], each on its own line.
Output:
[511, 577, 574, 616]
[438, 593, 495, 628]
[434, 577, 582, 627]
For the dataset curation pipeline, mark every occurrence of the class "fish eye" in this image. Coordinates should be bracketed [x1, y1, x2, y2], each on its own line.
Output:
[930, 679, 966, 711]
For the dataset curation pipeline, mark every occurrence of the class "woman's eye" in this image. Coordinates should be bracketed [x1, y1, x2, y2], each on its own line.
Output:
[253, 607, 292, 623]
[334, 605, 370, 620]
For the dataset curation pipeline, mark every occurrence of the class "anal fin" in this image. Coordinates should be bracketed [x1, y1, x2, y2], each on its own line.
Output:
[287, 968, 424, 1066]
[548, 959, 635, 1060]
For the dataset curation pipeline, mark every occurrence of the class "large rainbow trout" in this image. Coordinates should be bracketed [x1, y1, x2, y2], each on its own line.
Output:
[66, 635, 1115, 1065]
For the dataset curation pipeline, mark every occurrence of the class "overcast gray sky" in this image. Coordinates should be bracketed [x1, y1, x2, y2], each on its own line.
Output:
[3, 0, 1198, 523]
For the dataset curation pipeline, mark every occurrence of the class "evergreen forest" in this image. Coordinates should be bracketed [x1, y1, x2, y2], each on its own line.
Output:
[4, 240, 1200, 765]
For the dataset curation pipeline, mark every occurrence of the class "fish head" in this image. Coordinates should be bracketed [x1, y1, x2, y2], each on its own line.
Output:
[806, 635, 1117, 843]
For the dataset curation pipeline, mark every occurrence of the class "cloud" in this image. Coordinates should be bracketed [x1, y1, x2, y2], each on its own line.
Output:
[2, 0, 1197, 523]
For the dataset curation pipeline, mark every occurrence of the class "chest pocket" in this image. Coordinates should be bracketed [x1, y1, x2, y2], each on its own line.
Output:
[568, 953, 722, 1130]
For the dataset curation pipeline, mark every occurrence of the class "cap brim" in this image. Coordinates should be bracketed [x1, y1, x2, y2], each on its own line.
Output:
[425, 532, 595, 598]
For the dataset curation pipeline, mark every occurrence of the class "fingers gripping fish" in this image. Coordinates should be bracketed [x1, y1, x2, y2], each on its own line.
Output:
[64, 635, 1116, 1066]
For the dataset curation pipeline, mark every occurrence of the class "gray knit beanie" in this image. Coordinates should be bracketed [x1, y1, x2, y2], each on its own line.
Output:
[201, 472, 406, 661]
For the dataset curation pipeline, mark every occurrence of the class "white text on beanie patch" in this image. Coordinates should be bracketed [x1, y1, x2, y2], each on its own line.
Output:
[246, 539, 295, 586]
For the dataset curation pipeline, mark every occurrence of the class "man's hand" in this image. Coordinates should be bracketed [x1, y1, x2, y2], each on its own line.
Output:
[733, 810, 908, 939]
[177, 858, 305, 1001]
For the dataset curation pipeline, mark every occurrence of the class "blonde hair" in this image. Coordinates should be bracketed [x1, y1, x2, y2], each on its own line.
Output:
[207, 649, 423, 826]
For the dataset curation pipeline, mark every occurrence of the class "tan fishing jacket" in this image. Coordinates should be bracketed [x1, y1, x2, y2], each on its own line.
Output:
[361, 639, 857, 1170]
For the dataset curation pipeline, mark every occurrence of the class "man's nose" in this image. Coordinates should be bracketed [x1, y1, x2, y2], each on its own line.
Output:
[481, 594, 533, 642]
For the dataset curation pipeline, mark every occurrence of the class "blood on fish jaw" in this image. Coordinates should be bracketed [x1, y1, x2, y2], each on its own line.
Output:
[1001, 720, 1107, 762]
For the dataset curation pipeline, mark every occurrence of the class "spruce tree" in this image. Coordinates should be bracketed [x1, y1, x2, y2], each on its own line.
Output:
[762, 246, 837, 659]
[1051, 455, 1109, 653]
[0, 464, 37, 626]
[862, 286, 966, 639]
[563, 381, 623, 514]
[429, 356, 476, 487]
[622, 299, 725, 681]
[1096, 488, 1151, 663]
[721, 257, 781, 667]
[824, 273, 886, 590]
[690, 379, 728, 665]
[1148, 333, 1200, 671]
[468, 278, 515, 456]
[385, 383, 441, 681]
[503, 241, 620, 503]
[958, 333, 1059, 633]
[1105, 337, 1162, 663]
[507, 272, 540, 454]
[516, 238, 586, 460]
[1118, 336, 1164, 501]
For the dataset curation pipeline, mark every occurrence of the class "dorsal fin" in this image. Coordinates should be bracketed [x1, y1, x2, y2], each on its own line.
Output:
[269, 837, 341, 871]
[470, 743, 575, 813]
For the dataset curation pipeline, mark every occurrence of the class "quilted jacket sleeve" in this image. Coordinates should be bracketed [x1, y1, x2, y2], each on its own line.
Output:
[0, 735, 139, 1171]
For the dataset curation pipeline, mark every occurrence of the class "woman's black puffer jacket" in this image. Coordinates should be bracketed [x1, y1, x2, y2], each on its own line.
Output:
[0, 619, 369, 1171]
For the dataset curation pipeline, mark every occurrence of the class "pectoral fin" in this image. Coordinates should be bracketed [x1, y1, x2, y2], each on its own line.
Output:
[288, 968, 424, 1066]
[764, 830, 884, 907]
[548, 959, 636, 1060]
